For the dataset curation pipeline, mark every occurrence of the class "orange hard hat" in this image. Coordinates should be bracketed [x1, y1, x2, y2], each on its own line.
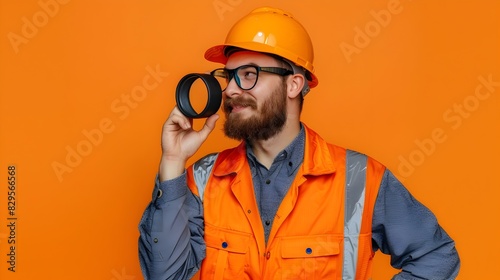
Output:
[205, 6, 318, 88]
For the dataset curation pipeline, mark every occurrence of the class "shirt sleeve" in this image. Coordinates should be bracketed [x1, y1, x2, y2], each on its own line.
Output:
[138, 172, 206, 280]
[372, 170, 460, 280]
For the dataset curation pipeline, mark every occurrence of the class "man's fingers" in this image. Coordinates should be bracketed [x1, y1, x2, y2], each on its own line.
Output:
[167, 107, 192, 130]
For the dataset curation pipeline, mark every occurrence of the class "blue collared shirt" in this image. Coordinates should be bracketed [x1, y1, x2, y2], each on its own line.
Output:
[247, 126, 305, 243]
[138, 125, 460, 280]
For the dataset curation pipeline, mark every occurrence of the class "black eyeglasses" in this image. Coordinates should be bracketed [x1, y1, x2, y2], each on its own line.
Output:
[210, 65, 293, 91]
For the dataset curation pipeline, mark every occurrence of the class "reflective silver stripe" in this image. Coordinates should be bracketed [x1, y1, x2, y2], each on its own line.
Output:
[342, 150, 368, 280]
[192, 153, 218, 201]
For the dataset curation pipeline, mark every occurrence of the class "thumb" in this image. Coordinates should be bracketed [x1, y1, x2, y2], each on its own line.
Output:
[198, 114, 220, 140]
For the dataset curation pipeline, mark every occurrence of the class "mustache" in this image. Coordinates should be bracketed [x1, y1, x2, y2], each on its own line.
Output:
[223, 96, 257, 112]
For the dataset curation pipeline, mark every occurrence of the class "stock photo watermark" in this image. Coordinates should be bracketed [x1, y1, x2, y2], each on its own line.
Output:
[7, 0, 71, 54]
[213, 0, 244, 21]
[111, 267, 135, 280]
[51, 65, 169, 182]
[5, 166, 18, 272]
[397, 74, 499, 178]
[339, 0, 412, 63]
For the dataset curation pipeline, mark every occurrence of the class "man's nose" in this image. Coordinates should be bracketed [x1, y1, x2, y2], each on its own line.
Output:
[224, 75, 243, 97]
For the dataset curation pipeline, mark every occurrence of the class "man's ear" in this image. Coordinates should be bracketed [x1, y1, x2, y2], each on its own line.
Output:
[287, 74, 306, 98]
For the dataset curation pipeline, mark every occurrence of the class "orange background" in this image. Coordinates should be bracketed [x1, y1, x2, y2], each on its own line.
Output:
[1, 0, 499, 279]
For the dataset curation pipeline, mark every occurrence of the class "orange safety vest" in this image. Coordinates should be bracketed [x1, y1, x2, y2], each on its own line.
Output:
[187, 125, 386, 279]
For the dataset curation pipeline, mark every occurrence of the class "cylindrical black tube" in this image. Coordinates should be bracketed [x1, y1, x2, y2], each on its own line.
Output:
[175, 73, 222, 118]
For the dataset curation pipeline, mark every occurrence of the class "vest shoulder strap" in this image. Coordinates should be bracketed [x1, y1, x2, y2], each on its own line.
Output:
[192, 153, 218, 201]
[343, 149, 368, 280]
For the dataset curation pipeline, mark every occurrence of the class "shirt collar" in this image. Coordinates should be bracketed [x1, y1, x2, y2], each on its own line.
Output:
[246, 124, 305, 176]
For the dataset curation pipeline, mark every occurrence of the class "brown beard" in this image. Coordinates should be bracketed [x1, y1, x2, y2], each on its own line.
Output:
[223, 80, 287, 141]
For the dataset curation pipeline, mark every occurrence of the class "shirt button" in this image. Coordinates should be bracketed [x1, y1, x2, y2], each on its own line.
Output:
[266, 251, 271, 259]
[288, 162, 293, 167]
[265, 220, 270, 226]
[157, 189, 163, 198]
[153, 238, 158, 243]
[265, 179, 271, 184]
[306, 248, 312, 254]
[222, 242, 228, 248]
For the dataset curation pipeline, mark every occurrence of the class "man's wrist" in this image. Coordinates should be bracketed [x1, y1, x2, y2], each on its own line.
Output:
[159, 156, 187, 181]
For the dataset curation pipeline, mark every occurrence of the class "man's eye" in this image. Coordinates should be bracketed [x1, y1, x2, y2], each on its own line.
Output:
[242, 71, 257, 79]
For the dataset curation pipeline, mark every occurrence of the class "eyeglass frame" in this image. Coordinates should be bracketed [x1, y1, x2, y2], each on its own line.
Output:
[210, 64, 294, 91]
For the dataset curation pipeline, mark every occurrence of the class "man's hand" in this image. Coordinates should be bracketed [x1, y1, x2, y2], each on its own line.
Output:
[159, 106, 219, 181]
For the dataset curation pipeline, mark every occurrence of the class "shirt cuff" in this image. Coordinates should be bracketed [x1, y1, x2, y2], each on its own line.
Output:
[153, 171, 188, 207]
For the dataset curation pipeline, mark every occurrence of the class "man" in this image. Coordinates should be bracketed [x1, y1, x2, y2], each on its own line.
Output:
[138, 6, 460, 280]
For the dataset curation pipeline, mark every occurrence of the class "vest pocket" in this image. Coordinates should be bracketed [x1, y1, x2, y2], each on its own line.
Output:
[203, 224, 251, 280]
[279, 235, 341, 279]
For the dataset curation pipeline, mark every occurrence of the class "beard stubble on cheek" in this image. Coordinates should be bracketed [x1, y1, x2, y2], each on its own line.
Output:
[223, 80, 288, 141]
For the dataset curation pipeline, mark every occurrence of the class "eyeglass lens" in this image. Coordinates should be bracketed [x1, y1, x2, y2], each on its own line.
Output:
[212, 65, 259, 91]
